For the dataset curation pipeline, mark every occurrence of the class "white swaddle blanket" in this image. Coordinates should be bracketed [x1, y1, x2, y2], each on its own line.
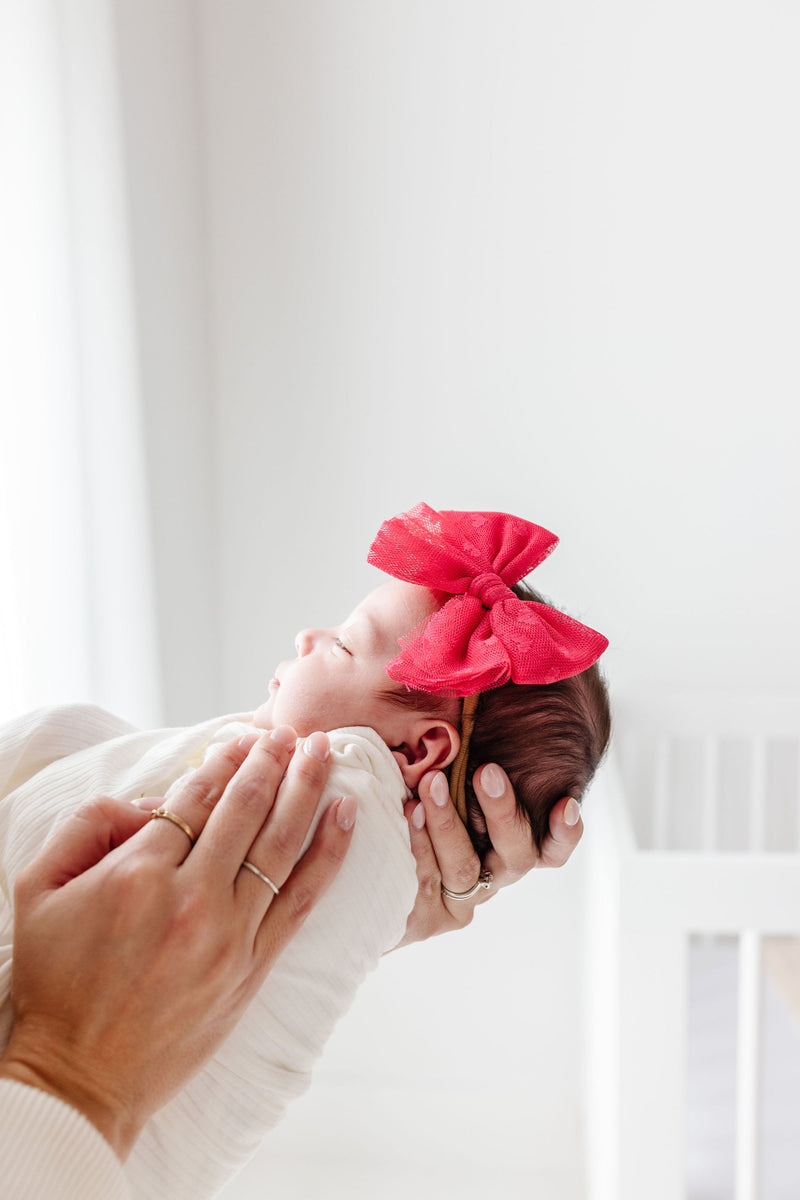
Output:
[0, 706, 418, 1200]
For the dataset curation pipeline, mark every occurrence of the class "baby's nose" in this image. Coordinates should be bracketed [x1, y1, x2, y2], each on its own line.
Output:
[294, 629, 317, 656]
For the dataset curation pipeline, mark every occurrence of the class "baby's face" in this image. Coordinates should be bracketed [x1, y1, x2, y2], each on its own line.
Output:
[253, 579, 444, 740]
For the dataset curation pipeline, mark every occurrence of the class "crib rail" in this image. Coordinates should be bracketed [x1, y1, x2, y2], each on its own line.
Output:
[616, 698, 800, 855]
[585, 695, 800, 1200]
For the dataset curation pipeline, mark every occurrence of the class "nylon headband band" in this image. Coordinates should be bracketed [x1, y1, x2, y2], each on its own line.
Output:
[448, 693, 479, 824]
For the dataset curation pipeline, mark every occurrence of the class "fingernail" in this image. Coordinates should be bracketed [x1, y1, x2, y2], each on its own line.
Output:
[480, 763, 505, 798]
[131, 795, 155, 810]
[271, 724, 297, 750]
[411, 803, 426, 830]
[336, 795, 357, 830]
[564, 797, 581, 826]
[430, 773, 450, 807]
[237, 732, 260, 751]
[303, 731, 330, 762]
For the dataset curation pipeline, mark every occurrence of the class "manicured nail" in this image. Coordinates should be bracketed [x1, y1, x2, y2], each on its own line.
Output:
[336, 795, 357, 831]
[237, 732, 260, 751]
[564, 797, 581, 826]
[271, 724, 297, 750]
[480, 763, 505, 798]
[131, 795, 155, 810]
[411, 803, 426, 830]
[303, 731, 330, 762]
[430, 773, 450, 807]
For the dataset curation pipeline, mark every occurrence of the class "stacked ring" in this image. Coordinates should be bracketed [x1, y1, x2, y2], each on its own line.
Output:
[441, 869, 493, 901]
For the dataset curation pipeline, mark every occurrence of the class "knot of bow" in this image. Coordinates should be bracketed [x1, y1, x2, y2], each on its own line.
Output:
[367, 502, 608, 695]
[467, 571, 511, 608]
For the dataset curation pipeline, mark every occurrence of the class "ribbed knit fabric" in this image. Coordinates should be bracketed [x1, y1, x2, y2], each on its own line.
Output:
[0, 1079, 130, 1199]
[0, 706, 417, 1199]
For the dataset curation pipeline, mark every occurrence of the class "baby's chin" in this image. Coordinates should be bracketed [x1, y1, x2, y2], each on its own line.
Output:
[251, 698, 329, 738]
[252, 698, 275, 730]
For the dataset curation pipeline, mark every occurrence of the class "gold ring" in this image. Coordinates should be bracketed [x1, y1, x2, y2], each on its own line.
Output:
[150, 807, 196, 846]
[441, 869, 493, 901]
[241, 860, 280, 895]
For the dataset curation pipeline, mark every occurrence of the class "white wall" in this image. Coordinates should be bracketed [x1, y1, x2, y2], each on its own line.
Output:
[197, 0, 800, 720]
[114, 0, 800, 719]
[113, 1, 800, 1193]
[114, 0, 219, 722]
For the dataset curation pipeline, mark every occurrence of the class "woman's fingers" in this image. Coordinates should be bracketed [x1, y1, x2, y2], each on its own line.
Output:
[194, 730, 329, 885]
[19, 797, 152, 894]
[251, 794, 356, 976]
[162, 726, 295, 873]
[474, 766, 583, 878]
[416, 770, 483, 898]
[472, 762, 539, 881]
[404, 798, 445, 908]
[395, 775, 484, 948]
[536, 793, 583, 868]
[142, 732, 269, 863]
[398, 768, 586, 949]
[232, 732, 333, 915]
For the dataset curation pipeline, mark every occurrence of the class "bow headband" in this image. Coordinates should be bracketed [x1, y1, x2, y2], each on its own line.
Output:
[368, 502, 608, 696]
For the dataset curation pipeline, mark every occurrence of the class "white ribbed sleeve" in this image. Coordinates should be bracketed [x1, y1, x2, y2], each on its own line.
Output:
[0, 708, 417, 1200]
[0, 1079, 130, 1199]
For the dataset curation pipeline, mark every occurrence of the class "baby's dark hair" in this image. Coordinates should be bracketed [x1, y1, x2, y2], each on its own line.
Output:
[383, 581, 611, 856]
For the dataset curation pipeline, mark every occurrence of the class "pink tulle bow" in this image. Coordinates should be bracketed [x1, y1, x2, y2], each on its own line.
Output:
[367, 503, 608, 695]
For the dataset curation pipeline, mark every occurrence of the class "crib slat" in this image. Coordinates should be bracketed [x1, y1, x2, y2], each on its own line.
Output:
[701, 736, 719, 852]
[735, 931, 762, 1200]
[748, 738, 767, 853]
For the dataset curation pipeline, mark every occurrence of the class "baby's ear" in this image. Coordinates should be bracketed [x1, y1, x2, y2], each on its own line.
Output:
[390, 719, 460, 790]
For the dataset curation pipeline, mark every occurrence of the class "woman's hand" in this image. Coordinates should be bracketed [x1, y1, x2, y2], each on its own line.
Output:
[397, 763, 582, 946]
[0, 728, 355, 1160]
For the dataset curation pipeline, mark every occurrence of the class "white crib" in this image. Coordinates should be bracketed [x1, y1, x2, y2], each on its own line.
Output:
[585, 692, 800, 1200]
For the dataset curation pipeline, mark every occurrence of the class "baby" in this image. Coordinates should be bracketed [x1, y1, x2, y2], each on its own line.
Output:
[0, 503, 609, 1200]
[257, 502, 610, 859]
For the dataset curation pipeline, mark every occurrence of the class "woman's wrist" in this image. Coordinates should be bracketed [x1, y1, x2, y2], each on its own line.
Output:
[0, 1035, 140, 1161]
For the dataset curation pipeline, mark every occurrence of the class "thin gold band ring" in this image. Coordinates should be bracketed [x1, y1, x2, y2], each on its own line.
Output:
[150, 807, 196, 846]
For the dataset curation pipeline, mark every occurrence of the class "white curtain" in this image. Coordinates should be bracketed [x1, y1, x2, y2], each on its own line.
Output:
[0, 0, 162, 727]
